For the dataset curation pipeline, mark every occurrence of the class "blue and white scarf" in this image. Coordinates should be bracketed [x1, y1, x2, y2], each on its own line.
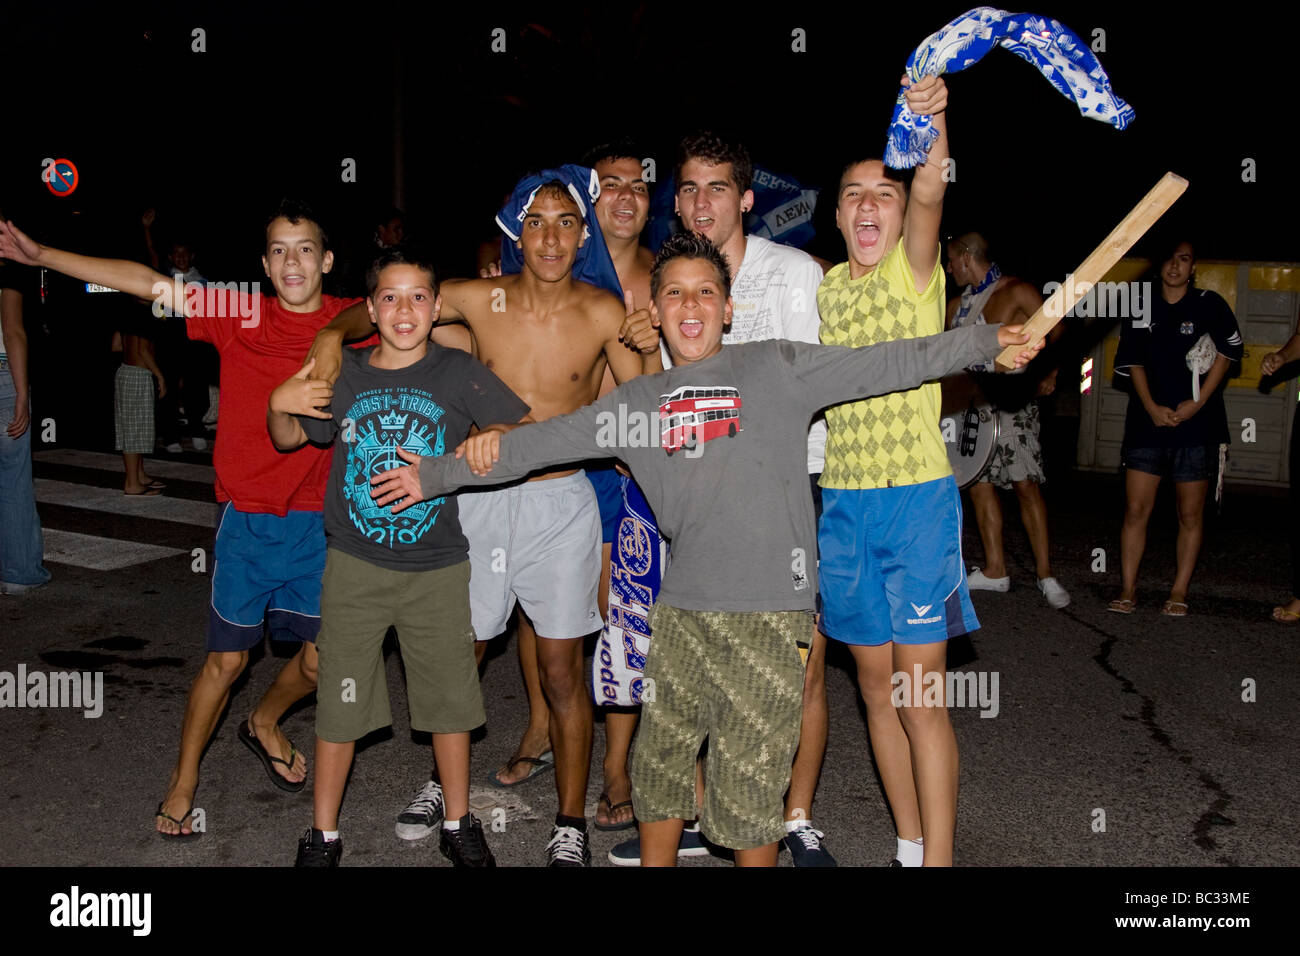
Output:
[885, 7, 1135, 169]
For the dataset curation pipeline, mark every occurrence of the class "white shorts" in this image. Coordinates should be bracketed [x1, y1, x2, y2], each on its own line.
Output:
[458, 471, 603, 641]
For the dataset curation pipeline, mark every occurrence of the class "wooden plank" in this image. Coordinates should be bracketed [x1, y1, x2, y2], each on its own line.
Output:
[994, 172, 1189, 370]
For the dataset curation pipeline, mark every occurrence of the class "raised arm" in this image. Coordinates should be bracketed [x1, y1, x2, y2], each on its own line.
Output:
[0, 221, 180, 313]
[901, 76, 949, 293]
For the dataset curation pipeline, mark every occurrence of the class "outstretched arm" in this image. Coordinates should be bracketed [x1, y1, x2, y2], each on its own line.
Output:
[792, 323, 1038, 413]
[371, 400, 611, 511]
[0, 221, 180, 313]
[901, 75, 949, 293]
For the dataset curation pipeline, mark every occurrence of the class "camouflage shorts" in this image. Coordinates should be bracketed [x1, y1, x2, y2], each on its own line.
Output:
[630, 603, 810, 850]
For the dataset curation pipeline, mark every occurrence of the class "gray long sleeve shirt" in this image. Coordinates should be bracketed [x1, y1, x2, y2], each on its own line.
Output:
[419, 323, 1005, 612]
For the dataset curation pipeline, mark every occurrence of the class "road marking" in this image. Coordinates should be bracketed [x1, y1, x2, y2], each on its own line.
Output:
[36, 479, 219, 528]
[34, 449, 215, 485]
[42, 529, 187, 570]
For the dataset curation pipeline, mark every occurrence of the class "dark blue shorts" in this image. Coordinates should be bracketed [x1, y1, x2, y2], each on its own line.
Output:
[207, 503, 326, 652]
[1123, 445, 1210, 483]
[586, 465, 623, 545]
[818, 475, 979, 646]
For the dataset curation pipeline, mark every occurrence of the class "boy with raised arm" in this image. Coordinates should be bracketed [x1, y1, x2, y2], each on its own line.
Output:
[370, 232, 1039, 866]
[0, 202, 370, 836]
[269, 249, 530, 866]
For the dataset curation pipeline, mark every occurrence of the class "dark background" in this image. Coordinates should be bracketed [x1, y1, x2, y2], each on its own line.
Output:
[1, 1, 1290, 282]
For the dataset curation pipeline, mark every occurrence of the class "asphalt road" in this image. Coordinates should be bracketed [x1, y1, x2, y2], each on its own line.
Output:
[1, 446, 1296, 867]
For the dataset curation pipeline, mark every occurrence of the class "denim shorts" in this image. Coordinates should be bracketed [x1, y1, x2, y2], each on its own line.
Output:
[1123, 445, 1210, 483]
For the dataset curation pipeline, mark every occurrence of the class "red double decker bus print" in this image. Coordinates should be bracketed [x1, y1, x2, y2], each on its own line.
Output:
[659, 385, 742, 455]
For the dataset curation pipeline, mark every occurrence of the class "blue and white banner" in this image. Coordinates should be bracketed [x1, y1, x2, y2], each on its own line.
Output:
[593, 476, 668, 708]
[886, 6, 1135, 168]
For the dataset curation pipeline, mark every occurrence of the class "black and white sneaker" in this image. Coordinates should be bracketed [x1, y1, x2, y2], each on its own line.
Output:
[295, 828, 342, 867]
[395, 777, 444, 840]
[781, 824, 838, 867]
[439, 813, 496, 868]
[545, 825, 591, 867]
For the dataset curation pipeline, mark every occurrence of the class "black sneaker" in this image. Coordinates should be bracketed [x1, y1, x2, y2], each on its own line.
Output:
[395, 777, 444, 840]
[545, 824, 591, 867]
[295, 828, 342, 867]
[888, 858, 903, 867]
[439, 813, 496, 868]
[781, 824, 838, 867]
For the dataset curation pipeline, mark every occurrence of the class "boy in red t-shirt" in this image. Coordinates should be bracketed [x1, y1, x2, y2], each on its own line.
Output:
[0, 202, 374, 836]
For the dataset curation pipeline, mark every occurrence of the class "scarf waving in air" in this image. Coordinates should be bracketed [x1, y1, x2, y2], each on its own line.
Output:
[885, 6, 1135, 169]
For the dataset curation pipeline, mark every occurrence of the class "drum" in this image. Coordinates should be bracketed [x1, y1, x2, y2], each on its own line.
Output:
[942, 398, 999, 489]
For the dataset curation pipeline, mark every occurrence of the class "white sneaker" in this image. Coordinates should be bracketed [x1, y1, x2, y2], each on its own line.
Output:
[163, 442, 183, 454]
[967, 568, 1010, 592]
[1037, 577, 1071, 609]
[191, 436, 208, 451]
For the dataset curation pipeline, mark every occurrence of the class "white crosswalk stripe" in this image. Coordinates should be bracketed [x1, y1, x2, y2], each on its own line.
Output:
[42, 529, 186, 570]
[35, 479, 219, 529]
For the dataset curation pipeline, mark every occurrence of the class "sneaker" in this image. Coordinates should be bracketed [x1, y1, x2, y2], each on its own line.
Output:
[394, 777, 444, 840]
[191, 436, 208, 451]
[782, 824, 838, 867]
[295, 828, 342, 867]
[1037, 576, 1071, 609]
[439, 813, 496, 867]
[545, 825, 591, 867]
[888, 858, 903, 867]
[607, 823, 711, 866]
[967, 567, 1010, 592]
[163, 442, 183, 454]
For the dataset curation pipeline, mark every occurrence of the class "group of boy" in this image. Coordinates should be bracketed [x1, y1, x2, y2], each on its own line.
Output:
[0, 70, 1045, 867]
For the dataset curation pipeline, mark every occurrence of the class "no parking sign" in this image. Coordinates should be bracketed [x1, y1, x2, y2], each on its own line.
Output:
[43, 158, 79, 197]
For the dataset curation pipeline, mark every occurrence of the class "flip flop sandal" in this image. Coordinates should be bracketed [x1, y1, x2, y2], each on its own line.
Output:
[594, 792, 636, 832]
[1160, 600, 1189, 617]
[1271, 606, 1300, 623]
[146, 480, 167, 490]
[488, 751, 554, 789]
[124, 487, 164, 497]
[237, 720, 306, 792]
[154, 803, 202, 840]
[1107, 598, 1136, 614]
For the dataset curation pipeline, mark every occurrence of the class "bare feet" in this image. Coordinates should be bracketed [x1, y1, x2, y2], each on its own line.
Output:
[492, 728, 551, 786]
[155, 775, 196, 836]
[248, 714, 307, 784]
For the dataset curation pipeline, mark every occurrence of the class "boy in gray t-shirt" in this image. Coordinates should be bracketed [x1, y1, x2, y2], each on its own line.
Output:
[370, 233, 1039, 865]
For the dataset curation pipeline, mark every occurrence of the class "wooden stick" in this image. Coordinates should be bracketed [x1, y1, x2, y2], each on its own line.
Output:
[993, 171, 1189, 370]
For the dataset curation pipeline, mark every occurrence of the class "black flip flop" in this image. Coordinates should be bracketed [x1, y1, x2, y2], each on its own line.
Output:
[238, 720, 307, 792]
[154, 803, 203, 840]
[594, 792, 636, 832]
[487, 752, 554, 789]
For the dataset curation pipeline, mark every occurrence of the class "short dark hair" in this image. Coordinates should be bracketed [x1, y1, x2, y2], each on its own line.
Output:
[583, 138, 645, 170]
[837, 159, 910, 202]
[366, 246, 439, 297]
[651, 232, 732, 301]
[376, 206, 404, 226]
[675, 131, 753, 194]
[265, 198, 329, 250]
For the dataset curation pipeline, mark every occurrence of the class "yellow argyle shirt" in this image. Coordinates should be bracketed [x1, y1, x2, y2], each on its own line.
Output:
[818, 241, 951, 489]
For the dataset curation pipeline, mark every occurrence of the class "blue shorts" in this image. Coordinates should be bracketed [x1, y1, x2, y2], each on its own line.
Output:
[817, 475, 978, 646]
[1123, 445, 1210, 483]
[586, 465, 623, 545]
[207, 503, 327, 652]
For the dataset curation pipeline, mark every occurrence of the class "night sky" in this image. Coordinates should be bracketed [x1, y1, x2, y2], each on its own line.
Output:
[1, 1, 1292, 291]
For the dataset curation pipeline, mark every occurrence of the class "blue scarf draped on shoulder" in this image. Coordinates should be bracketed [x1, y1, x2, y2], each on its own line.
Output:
[886, 6, 1135, 169]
